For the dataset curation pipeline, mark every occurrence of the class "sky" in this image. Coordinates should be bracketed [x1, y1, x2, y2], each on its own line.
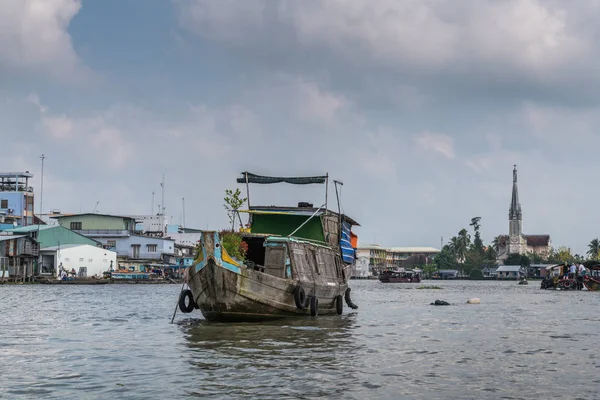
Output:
[1, 0, 599, 255]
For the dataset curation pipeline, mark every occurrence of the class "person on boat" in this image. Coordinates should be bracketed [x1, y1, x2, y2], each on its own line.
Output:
[577, 263, 586, 290]
[569, 263, 577, 280]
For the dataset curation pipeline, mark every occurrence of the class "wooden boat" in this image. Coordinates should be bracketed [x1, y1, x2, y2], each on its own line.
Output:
[182, 172, 360, 322]
[378, 270, 421, 283]
[583, 265, 600, 291]
[541, 264, 588, 290]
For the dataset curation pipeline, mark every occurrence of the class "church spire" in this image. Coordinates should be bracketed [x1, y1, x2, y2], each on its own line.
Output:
[509, 165, 522, 220]
[508, 165, 522, 239]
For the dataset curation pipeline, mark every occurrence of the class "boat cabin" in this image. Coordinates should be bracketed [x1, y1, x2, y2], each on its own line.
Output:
[238, 233, 348, 282]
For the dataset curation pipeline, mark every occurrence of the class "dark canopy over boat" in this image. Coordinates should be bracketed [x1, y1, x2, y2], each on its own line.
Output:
[236, 172, 327, 185]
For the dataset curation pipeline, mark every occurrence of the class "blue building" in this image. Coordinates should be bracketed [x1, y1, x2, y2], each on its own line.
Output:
[0, 172, 35, 231]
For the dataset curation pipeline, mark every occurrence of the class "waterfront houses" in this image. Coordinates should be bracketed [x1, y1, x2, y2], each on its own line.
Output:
[0, 172, 35, 230]
[50, 213, 176, 272]
[356, 244, 440, 275]
[39, 244, 117, 278]
[0, 233, 39, 281]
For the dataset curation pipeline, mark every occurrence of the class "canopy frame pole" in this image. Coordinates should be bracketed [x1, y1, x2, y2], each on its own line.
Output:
[288, 203, 326, 238]
[334, 180, 343, 254]
[245, 172, 251, 209]
[325, 173, 329, 216]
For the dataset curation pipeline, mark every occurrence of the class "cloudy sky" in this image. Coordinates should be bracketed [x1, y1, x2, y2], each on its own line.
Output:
[1, 0, 599, 255]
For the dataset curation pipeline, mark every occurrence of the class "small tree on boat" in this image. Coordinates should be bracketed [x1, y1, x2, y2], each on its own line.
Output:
[223, 188, 247, 231]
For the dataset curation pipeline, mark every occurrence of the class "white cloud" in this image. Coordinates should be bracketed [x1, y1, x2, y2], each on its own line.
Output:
[0, 0, 87, 81]
[177, 0, 589, 77]
[465, 155, 494, 173]
[413, 132, 455, 159]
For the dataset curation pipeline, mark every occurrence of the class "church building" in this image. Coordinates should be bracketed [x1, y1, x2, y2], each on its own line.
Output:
[496, 166, 551, 261]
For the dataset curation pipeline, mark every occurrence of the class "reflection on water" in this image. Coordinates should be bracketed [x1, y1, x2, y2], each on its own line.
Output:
[180, 316, 361, 399]
[1, 281, 600, 399]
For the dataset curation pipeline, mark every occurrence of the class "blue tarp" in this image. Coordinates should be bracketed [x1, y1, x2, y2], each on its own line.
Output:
[340, 220, 355, 264]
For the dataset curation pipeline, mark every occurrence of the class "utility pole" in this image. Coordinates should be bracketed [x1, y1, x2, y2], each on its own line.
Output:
[39, 154, 45, 223]
[36, 154, 45, 281]
[182, 197, 185, 229]
[160, 174, 165, 216]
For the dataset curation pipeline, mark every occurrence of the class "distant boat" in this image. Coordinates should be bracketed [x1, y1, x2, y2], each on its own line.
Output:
[378, 270, 421, 283]
[583, 265, 600, 291]
[181, 172, 360, 322]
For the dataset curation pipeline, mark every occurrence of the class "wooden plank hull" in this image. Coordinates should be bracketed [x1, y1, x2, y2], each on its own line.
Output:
[186, 231, 351, 322]
[188, 259, 348, 322]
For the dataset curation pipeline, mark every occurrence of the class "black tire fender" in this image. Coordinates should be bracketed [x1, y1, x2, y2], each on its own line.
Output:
[310, 296, 318, 316]
[335, 294, 343, 315]
[294, 286, 306, 309]
[178, 289, 195, 313]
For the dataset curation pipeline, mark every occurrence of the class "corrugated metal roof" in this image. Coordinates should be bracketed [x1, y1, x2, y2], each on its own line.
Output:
[388, 247, 440, 253]
[41, 244, 114, 253]
[49, 213, 137, 220]
[497, 265, 523, 272]
[356, 245, 440, 253]
[0, 235, 26, 242]
[6, 225, 54, 233]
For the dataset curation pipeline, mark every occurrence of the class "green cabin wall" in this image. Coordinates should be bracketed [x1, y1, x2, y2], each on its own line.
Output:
[39, 226, 100, 249]
[250, 214, 325, 242]
[55, 215, 134, 230]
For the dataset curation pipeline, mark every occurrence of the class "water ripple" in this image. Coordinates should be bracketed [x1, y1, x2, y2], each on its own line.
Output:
[0, 281, 597, 398]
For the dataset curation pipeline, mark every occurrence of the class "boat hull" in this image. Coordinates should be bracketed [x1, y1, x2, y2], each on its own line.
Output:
[188, 259, 347, 322]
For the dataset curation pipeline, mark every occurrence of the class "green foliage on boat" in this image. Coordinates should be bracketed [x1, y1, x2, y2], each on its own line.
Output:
[220, 230, 248, 261]
[416, 285, 442, 290]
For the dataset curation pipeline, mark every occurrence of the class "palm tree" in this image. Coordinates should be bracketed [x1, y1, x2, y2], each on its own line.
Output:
[455, 229, 471, 276]
[491, 235, 501, 253]
[587, 239, 600, 260]
[449, 236, 458, 255]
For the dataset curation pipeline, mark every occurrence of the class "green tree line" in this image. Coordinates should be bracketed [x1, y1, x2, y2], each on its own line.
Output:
[431, 217, 600, 278]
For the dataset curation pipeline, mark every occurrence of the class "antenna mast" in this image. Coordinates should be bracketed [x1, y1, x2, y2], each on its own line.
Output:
[182, 197, 185, 229]
[151, 191, 155, 215]
[160, 174, 165, 216]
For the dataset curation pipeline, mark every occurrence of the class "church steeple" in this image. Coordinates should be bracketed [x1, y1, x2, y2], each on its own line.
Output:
[509, 165, 522, 237]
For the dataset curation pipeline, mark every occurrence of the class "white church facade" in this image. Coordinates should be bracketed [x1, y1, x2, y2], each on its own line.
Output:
[496, 166, 551, 261]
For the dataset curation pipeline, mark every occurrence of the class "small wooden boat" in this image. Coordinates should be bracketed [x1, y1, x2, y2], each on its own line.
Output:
[541, 264, 587, 290]
[583, 265, 600, 291]
[378, 270, 421, 283]
[182, 172, 360, 322]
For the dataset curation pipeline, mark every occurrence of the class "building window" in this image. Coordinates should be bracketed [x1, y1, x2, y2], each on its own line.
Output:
[70, 222, 82, 230]
[131, 244, 140, 258]
[147, 244, 157, 252]
[103, 259, 108, 263]
[107, 240, 116, 248]
[88, 258, 93, 263]
[65, 258, 70, 262]
[0, 199, 7, 209]
[79, 258, 84, 262]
